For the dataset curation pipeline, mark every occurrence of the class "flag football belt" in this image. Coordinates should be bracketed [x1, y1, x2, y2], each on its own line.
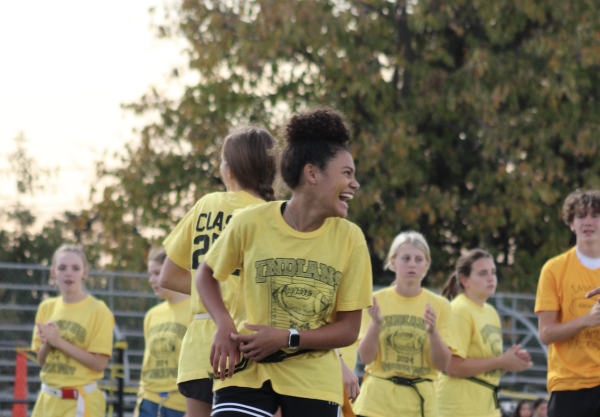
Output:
[209, 349, 316, 379]
[41, 382, 98, 417]
[194, 313, 212, 320]
[369, 374, 432, 417]
[465, 377, 500, 409]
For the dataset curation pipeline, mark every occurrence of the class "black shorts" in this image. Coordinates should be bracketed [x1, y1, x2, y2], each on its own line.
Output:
[213, 380, 341, 417]
[548, 384, 600, 417]
[178, 378, 213, 404]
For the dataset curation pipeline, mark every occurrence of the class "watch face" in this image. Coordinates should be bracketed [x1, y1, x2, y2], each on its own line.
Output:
[290, 333, 300, 348]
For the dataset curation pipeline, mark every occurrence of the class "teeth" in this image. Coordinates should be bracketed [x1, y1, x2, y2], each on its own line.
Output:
[340, 193, 353, 199]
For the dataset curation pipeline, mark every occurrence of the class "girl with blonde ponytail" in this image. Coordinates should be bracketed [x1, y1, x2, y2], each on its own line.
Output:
[437, 249, 533, 417]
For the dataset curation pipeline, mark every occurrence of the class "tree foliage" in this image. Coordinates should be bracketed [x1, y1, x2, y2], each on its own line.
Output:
[89, 0, 600, 291]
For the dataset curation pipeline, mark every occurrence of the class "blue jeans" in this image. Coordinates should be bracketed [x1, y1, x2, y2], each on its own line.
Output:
[138, 399, 186, 417]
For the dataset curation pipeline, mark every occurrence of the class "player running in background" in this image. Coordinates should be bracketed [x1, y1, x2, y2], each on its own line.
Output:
[159, 126, 278, 417]
[135, 247, 192, 417]
[536, 190, 600, 417]
[31, 244, 114, 417]
[353, 231, 455, 417]
[437, 249, 532, 417]
[198, 108, 373, 417]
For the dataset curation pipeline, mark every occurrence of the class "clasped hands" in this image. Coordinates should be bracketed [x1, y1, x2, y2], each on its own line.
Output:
[36, 321, 62, 347]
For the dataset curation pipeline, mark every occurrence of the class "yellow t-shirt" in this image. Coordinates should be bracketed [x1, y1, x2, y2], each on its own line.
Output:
[535, 247, 600, 392]
[352, 287, 456, 417]
[205, 201, 373, 405]
[163, 190, 265, 383]
[437, 294, 502, 417]
[31, 295, 114, 388]
[139, 298, 193, 412]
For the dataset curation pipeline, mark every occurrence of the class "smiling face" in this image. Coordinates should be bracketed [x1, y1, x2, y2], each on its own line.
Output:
[570, 206, 600, 245]
[148, 260, 168, 300]
[461, 257, 497, 302]
[51, 252, 87, 297]
[311, 149, 359, 218]
[392, 244, 430, 285]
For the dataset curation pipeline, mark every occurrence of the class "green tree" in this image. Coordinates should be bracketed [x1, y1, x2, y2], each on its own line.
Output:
[90, 0, 600, 290]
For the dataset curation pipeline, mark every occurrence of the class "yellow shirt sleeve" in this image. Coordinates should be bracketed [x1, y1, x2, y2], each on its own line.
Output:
[358, 307, 372, 340]
[205, 215, 244, 281]
[452, 314, 472, 359]
[336, 243, 373, 312]
[437, 298, 457, 353]
[535, 261, 560, 312]
[163, 204, 197, 269]
[31, 302, 47, 353]
[87, 304, 114, 356]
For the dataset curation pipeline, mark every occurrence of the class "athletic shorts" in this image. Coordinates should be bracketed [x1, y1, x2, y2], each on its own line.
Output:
[212, 380, 341, 417]
[548, 384, 600, 417]
[178, 378, 213, 404]
[31, 389, 106, 417]
[137, 399, 185, 417]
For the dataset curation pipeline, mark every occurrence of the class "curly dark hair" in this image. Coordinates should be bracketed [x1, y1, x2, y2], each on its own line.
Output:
[562, 189, 600, 225]
[280, 108, 350, 190]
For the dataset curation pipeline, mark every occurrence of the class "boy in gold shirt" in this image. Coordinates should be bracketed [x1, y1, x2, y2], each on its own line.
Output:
[135, 247, 192, 417]
[536, 190, 600, 417]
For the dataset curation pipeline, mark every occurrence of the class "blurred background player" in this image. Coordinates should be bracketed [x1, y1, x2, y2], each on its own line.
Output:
[535, 190, 600, 417]
[159, 126, 278, 417]
[532, 398, 547, 417]
[135, 247, 192, 417]
[437, 249, 532, 417]
[31, 244, 114, 417]
[353, 231, 455, 417]
[511, 400, 532, 417]
[198, 108, 373, 417]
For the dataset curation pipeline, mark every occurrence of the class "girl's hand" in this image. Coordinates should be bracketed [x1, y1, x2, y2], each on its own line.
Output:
[500, 345, 533, 372]
[367, 297, 383, 325]
[39, 322, 62, 347]
[424, 303, 437, 334]
[341, 356, 360, 403]
[231, 323, 288, 362]
[210, 321, 241, 381]
[36, 323, 48, 344]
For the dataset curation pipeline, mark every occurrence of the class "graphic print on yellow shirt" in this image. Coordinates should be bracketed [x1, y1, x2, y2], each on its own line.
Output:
[31, 295, 114, 388]
[163, 191, 265, 384]
[139, 298, 192, 412]
[535, 247, 600, 393]
[437, 294, 502, 417]
[205, 201, 373, 405]
[352, 287, 456, 417]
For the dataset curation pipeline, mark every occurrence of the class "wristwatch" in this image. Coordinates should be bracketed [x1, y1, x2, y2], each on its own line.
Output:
[288, 329, 300, 350]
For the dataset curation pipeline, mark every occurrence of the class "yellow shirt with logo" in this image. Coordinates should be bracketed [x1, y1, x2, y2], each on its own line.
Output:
[535, 247, 600, 392]
[163, 190, 265, 383]
[352, 287, 456, 417]
[436, 294, 502, 417]
[205, 201, 373, 405]
[31, 295, 114, 388]
[138, 298, 193, 412]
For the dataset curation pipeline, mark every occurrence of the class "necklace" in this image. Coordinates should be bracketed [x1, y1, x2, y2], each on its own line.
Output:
[285, 202, 299, 231]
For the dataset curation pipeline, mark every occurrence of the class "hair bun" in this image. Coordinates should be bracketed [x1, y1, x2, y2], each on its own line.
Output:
[284, 108, 350, 146]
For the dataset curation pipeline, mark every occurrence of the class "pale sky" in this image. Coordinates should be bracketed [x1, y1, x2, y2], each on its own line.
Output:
[0, 0, 189, 224]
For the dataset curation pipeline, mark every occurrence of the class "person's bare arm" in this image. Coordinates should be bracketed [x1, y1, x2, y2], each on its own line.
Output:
[36, 342, 52, 367]
[538, 306, 600, 345]
[39, 323, 110, 373]
[158, 257, 191, 295]
[445, 345, 532, 378]
[425, 304, 451, 372]
[336, 348, 360, 403]
[358, 297, 382, 365]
